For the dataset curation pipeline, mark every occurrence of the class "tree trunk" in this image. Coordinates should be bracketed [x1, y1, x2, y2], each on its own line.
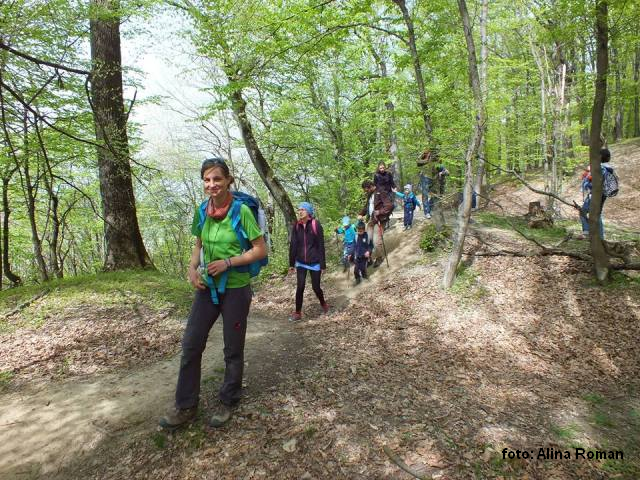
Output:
[392, 0, 434, 145]
[1, 175, 21, 286]
[612, 46, 623, 141]
[588, 0, 610, 282]
[531, 43, 550, 198]
[634, 42, 639, 137]
[228, 87, 296, 226]
[20, 109, 49, 281]
[474, 0, 488, 199]
[90, 0, 152, 271]
[369, 43, 403, 187]
[444, 0, 486, 289]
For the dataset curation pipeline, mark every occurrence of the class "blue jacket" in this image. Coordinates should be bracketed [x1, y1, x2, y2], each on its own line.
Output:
[395, 191, 421, 210]
[353, 232, 372, 259]
[335, 224, 356, 244]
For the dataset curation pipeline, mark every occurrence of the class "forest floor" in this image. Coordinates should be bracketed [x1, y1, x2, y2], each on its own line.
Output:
[1, 140, 639, 480]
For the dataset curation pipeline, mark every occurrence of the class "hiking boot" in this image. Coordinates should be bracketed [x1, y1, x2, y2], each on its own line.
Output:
[354, 277, 361, 286]
[372, 257, 383, 268]
[289, 312, 302, 321]
[209, 402, 234, 428]
[426, 213, 432, 219]
[159, 406, 197, 430]
[321, 302, 330, 314]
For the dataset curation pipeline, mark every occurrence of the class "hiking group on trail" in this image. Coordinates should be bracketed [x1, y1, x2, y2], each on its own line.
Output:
[160, 157, 450, 431]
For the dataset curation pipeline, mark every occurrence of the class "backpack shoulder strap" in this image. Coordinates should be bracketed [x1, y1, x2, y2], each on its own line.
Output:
[311, 218, 318, 236]
[198, 199, 209, 232]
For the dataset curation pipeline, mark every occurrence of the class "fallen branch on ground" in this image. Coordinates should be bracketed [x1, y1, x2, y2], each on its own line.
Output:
[383, 445, 432, 480]
[1, 290, 49, 319]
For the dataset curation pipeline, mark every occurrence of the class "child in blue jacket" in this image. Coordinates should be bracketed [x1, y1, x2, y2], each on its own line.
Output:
[335, 216, 356, 272]
[395, 185, 421, 230]
[349, 221, 371, 285]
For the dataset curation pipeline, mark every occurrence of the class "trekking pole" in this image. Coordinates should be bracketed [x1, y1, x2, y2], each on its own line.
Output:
[378, 221, 390, 268]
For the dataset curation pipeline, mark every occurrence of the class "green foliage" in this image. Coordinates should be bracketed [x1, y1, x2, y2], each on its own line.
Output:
[0, 270, 193, 328]
[0, 370, 14, 391]
[419, 224, 451, 252]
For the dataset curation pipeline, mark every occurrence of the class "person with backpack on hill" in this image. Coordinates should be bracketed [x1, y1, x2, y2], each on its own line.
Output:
[359, 180, 393, 268]
[349, 220, 371, 285]
[577, 148, 618, 240]
[335, 216, 356, 273]
[160, 158, 267, 431]
[394, 184, 421, 230]
[288, 202, 329, 321]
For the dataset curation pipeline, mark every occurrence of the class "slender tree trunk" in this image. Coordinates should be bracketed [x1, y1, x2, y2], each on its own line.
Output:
[90, 0, 152, 271]
[228, 86, 296, 225]
[612, 46, 623, 141]
[474, 0, 488, 199]
[20, 109, 49, 281]
[634, 43, 640, 137]
[369, 43, 403, 186]
[1, 175, 21, 286]
[531, 43, 550, 197]
[444, 0, 486, 289]
[35, 120, 62, 278]
[589, 0, 610, 281]
[392, 0, 434, 145]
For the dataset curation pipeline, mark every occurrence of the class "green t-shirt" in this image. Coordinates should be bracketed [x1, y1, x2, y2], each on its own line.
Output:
[191, 203, 263, 289]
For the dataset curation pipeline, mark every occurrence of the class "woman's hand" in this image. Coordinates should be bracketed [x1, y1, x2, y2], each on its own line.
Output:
[188, 266, 206, 290]
[207, 259, 229, 276]
[288, 267, 295, 275]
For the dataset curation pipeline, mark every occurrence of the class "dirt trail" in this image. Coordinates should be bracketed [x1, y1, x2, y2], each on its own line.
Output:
[0, 314, 293, 480]
[0, 210, 428, 480]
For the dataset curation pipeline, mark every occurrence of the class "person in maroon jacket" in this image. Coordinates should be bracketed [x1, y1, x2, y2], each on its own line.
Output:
[359, 180, 393, 268]
[288, 202, 328, 321]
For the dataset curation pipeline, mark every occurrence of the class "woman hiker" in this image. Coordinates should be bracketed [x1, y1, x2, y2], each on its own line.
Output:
[288, 202, 329, 321]
[159, 158, 267, 430]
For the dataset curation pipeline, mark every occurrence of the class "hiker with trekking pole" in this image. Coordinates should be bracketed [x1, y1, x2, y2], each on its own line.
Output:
[359, 180, 393, 268]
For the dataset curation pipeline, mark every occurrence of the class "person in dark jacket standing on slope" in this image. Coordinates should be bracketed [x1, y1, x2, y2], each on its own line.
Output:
[374, 162, 396, 198]
[288, 202, 329, 321]
[359, 180, 393, 268]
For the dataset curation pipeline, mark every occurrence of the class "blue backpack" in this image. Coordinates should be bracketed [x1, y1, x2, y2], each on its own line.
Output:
[197, 191, 269, 304]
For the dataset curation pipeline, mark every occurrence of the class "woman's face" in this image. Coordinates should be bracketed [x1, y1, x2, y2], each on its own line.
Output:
[297, 207, 309, 221]
[203, 166, 232, 200]
[378, 164, 386, 173]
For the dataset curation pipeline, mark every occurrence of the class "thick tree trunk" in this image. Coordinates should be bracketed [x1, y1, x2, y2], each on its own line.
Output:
[444, 0, 486, 289]
[228, 87, 296, 226]
[90, 0, 152, 271]
[392, 0, 434, 145]
[588, 0, 610, 281]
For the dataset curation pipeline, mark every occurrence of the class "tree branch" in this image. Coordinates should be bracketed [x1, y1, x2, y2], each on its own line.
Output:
[0, 40, 91, 76]
[382, 445, 431, 480]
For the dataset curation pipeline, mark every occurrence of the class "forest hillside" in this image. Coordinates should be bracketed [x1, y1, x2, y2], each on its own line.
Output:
[1, 140, 638, 480]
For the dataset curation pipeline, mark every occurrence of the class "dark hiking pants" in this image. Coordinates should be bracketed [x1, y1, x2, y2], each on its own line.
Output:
[354, 257, 368, 279]
[403, 206, 414, 227]
[295, 267, 325, 312]
[175, 285, 252, 409]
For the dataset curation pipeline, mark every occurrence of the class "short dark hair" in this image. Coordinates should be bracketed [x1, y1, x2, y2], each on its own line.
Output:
[361, 180, 374, 189]
[600, 148, 611, 163]
[201, 157, 230, 178]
